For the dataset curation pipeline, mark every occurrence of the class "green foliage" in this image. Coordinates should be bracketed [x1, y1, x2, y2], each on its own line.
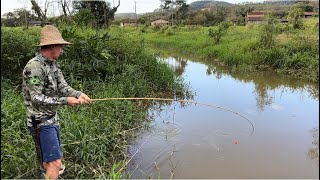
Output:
[73, 0, 118, 28]
[164, 27, 175, 36]
[73, 9, 95, 27]
[1, 80, 35, 179]
[158, 25, 170, 34]
[203, 6, 229, 26]
[1, 9, 38, 27]
[58, 26, 112, 82]
[1, 27, 39, 84]
[258, 12, 278, 48]
[294, 1, 315, 12]
[139, 25, 149, 33]
[108, 160, 126, 179]
[288, 5, 304, 29]
[49, 16, 75, 27]
[187, 25, 203, 31]
[208, 21, 231, 44]
[255, 47, 286, 68]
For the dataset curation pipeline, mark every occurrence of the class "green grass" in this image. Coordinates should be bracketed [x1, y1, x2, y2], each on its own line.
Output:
[137, 18, 319, 82]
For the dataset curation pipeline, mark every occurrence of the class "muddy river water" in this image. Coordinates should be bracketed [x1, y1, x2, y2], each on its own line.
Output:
[127, 54, 319, 179]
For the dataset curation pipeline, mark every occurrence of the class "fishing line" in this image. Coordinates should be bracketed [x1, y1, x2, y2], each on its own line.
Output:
[91, 97, 255, 136]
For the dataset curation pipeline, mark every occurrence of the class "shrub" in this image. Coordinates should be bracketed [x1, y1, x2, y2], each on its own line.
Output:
[1, 27, 39, 84]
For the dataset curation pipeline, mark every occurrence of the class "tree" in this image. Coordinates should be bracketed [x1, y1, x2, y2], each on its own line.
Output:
[137, 16, 148, 25]
[160, 0, 187, 25]
[203, 6, 230, 26]
[59, 0, 72, 16]
[192, 12, 207, 25]
[176, 3, 190, 24]
[1, 12, 17, 27]
[1, 9, 38, 27]
[73, 9, 94, 27]
[288, 5, 304, 29]
[73, 0, 120, 28]
[259, 12, 278, 48]
[234, 6, 254, 25]
[208, 21, 231, 44]
[30, 0, 47, 21]
[294, 1, 314, 12]
[13, 8, 32, 27]
[161, 0, 173, 9]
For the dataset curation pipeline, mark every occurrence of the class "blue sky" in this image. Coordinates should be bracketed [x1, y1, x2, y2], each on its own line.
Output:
[1, 0, 265, 16]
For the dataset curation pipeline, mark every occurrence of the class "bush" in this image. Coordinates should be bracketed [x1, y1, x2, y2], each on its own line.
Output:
[1, 27, 39, 84]
[164, 27, 175, 36]
[158, 25, 169, 34]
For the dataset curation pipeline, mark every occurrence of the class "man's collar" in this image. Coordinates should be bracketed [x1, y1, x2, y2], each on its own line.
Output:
[36, 53, 55, 64]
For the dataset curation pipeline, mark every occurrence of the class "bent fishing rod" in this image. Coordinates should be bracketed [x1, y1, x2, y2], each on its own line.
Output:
[90, 97, 255, 136]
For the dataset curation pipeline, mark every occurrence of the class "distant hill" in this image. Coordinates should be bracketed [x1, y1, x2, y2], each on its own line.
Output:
[114, 13, 138, 20]
[114, 0, 319, 19]
[261, 0, 297, 5]
[189, 0, 233, 10]
[189, 0, 317, 10]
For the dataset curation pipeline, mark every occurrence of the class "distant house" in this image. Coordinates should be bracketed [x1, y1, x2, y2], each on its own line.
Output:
[120, 19, 136, 27]
[151, 19, 170, 26]
[246, 11, 319, 25]
[303, 12, 319, 18]
[29, 20, 51, 26]
[246, 11, 265, 24]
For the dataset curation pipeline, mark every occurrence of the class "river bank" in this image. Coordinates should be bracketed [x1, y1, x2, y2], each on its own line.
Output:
[141, 18, 319, 82]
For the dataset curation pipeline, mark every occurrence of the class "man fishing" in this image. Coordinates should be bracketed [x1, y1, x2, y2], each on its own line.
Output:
[22, 25, 91, 179]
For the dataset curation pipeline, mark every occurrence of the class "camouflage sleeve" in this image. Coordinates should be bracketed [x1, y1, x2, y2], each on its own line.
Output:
[56, 65, 82, 98]
[23, 61, 68, 105]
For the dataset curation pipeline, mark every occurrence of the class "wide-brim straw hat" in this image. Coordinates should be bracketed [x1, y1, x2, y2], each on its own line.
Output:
[37, 25, 72, 46]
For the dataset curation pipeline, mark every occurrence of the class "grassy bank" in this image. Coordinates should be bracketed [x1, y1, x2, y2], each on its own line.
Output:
[1, 26, 191, 179]
[139, 18, 319, 82]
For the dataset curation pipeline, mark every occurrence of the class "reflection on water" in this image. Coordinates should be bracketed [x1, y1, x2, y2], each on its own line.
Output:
[169, 56, 319, 111]
[308, 127, 319, 166]
[127, 53, 319, 179]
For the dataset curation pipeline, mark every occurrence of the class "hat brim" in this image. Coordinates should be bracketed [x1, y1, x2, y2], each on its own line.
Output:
[36, 40, 72, 47]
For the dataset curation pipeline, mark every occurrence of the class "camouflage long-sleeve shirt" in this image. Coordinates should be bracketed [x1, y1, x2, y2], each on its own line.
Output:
[22, 53, 82, 127]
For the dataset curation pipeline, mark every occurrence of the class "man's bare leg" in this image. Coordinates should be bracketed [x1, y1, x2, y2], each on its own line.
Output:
[45, 159, 61, 179]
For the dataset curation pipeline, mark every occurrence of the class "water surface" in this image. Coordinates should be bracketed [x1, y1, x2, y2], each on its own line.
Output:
[127, 55, 319, 179]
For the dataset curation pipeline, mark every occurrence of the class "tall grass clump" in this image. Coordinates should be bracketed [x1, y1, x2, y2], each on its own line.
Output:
[1, 80, 36, 178]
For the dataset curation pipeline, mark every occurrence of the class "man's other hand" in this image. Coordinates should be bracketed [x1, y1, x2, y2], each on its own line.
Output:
[78, 93, 92, 104]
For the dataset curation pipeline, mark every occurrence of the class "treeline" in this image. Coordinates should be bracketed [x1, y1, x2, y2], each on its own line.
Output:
[130, 0, 319, 26]
[1, 0, 319, 28]
[1, 0, 120, 28]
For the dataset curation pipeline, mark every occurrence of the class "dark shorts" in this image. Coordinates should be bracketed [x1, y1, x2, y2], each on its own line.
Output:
[29, 125, 63, 163]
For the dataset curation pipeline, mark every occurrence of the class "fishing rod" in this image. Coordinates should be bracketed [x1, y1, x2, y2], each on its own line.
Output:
[91, 97, 255, 136]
